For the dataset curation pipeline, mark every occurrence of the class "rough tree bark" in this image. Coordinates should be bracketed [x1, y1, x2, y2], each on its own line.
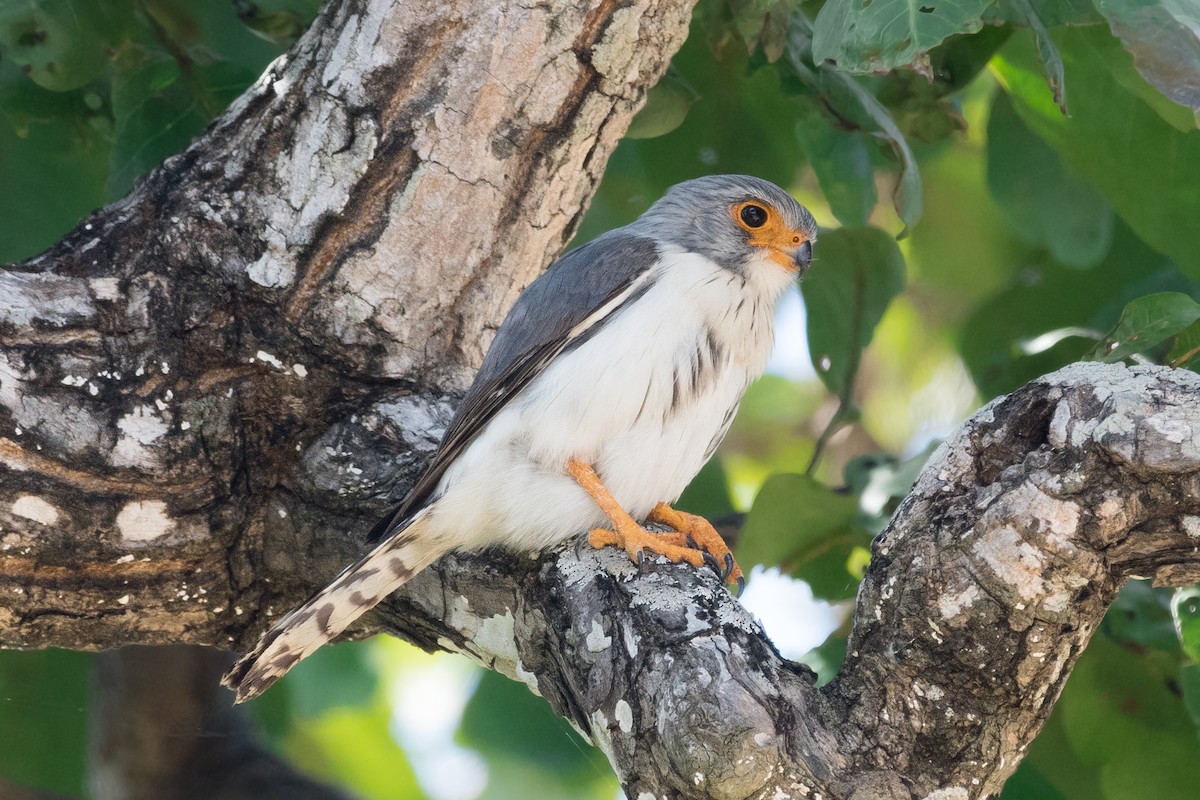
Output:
[2, 2, 1198, 800]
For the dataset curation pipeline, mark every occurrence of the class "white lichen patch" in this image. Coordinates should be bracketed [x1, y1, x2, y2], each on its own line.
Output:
[444, 594, 524, 680]
[112, 405, 170, 468]
[88, 277, 123, 301]
[1184, 517, 1200, 539]
[254, 350, 286, 370]
[11, 495, 59, 525]
[938, 585, 980, 620]
[971, 525, 1047, 603]
[586, 619, 611, 652]
[247, 248, 296, 288]
[115, 500, 175, 542]
[614, 698, 633, 733]
[921, 788, 969, 800]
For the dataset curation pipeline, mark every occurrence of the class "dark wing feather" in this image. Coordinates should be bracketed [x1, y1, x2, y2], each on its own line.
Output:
[367, 233, 661, 542]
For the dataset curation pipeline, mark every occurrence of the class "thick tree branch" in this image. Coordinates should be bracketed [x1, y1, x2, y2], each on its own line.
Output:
[0, 0, 694, 646]
[366, 362, 1200, 799]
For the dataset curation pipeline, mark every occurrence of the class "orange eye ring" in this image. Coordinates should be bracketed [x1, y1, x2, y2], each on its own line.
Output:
[732, 201, 774, 232]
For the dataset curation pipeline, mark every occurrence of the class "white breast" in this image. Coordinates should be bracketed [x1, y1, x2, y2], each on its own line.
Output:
[429, 249, 788, 553]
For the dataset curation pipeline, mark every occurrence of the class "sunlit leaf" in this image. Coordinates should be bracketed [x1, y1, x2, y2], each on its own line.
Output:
[1003, 0, 1067, 113]
[1095, 0, 1200, 116]
[811, 0, 992, 75]
[802, 226, 906, 397]
[1172, 587, 1200, 664]
[1089, 291, 1200, 363]
[287, 701, 422, 800]
[0, 0, 133, 92]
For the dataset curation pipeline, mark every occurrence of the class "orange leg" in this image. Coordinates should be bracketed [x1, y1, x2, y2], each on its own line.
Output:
[565, 458, 741, 591]
[649, 502, 743, 589]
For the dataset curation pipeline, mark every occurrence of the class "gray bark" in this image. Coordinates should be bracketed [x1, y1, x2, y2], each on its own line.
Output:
[2, 1, 1199, 799]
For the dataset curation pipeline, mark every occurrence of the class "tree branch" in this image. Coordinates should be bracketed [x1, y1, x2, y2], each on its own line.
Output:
[367, 362, 1200, 799]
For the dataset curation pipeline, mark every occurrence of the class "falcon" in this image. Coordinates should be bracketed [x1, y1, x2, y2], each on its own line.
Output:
[224, 174, 817, 701]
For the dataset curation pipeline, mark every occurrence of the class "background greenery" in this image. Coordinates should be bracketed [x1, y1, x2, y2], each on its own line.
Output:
[2, 0, 1199, 797]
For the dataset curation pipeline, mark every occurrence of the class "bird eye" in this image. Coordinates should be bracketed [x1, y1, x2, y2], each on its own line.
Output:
[739, 204, 768, 229]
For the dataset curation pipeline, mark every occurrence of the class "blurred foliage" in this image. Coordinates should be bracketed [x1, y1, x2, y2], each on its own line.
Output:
[3, 0, 1200, 797]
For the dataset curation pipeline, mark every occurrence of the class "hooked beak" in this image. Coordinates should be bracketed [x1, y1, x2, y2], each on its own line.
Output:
[790, 239, 813, 274]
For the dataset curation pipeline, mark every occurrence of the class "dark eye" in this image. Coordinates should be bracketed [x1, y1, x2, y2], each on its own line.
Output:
[740, 204, 768, 228]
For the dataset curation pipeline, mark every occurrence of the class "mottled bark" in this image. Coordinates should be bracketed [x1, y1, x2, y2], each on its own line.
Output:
[2, 1, 1199, 800]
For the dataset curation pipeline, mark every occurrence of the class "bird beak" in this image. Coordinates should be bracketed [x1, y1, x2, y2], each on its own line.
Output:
[785, 239, 813, 274]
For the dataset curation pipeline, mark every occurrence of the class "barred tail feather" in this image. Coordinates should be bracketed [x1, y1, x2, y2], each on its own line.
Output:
[222, 512, 439, 703]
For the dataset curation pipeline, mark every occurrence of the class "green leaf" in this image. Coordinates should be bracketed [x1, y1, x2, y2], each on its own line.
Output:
[1061, 634, 1200, 796]
[1095, 0, 1200, 116]
[1004, 0, 1067, 113]
[794, 97, 876, 227]
[0, 650, 90, 796]
[728, 0, 793, 61]
[994, 26, 1200, 280]
[574, 25, 806, 240]
[999, 761, 1068, 800]
[1172, 587, 1200, 663]
[1181, 663, 1200, 734]
[738, 473, 869, 600]
[0, 0, 133, 92]
[960, 220, 1186, 398]
[0, 72, 111, 261]
[108, 59, 255, 197]
[983, 0, 1101, 26]
[459, 670, 607, 777]
[1167, 318, 1200, 369]
[625, 69, 699, 140]
[801, 226, 906, 397]
[786, 17, 922, 231]
[986, 91, 1112, 268]
[811, 0, 992, 75]
[677, 456, 737, 521]
[1090, 291, 1200, 363]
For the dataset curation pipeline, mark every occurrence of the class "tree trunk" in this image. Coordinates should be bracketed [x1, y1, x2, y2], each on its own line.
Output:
[3, 1, 1199, 798]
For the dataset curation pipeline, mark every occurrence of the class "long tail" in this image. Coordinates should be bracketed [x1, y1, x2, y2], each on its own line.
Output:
[222, 511, 440, 703]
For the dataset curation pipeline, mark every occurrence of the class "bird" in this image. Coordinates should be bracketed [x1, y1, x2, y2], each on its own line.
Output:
[223, 174, 817, 702]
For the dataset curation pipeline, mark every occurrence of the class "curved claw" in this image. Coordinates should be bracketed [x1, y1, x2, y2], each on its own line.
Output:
[734, 575, 746, 597]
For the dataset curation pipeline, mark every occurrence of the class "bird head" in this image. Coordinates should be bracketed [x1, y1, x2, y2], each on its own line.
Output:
[630, 175, 818, 287]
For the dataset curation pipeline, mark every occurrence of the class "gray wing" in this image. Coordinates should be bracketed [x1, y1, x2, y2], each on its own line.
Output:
[367, 232, 661, 542]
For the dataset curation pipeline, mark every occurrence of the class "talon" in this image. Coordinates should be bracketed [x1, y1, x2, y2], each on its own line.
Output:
[722, 553, 735, 579]
[703, 551, 721, 574]
[735, 575, 746, 596]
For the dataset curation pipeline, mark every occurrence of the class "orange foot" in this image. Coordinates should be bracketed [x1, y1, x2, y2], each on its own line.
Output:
[648, 502, 743, 590]
[566, 458, 743, 593]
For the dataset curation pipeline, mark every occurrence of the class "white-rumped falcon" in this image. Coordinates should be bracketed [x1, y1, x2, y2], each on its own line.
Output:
[224, 174, 817, 701]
